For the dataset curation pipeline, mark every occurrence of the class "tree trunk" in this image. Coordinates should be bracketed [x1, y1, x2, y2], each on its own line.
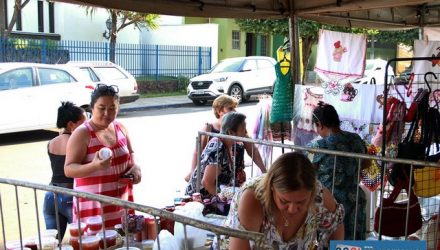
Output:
[5, 0, 30, 38]
[301, 36, 317, 84]
[109, 11, 117, 63]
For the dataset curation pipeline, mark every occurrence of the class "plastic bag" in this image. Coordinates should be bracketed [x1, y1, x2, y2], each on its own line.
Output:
[153, 230, 179, 250]
[173, 202, 208, 249]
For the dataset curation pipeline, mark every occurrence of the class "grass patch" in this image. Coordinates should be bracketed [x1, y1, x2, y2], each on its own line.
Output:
[140, 90, 186, 98]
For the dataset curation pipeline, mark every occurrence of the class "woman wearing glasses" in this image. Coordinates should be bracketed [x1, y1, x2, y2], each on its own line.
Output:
[65, 84, 141, 228]
[308, 101, 368, 240]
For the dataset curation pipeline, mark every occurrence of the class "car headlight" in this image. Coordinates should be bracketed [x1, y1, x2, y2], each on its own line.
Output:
[213, 77, 228, 82]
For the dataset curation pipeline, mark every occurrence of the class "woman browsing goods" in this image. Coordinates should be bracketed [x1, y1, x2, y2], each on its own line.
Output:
[43, 101, 86, 240]
[223, 152, 344, 249]
[65, 84, 141, 229]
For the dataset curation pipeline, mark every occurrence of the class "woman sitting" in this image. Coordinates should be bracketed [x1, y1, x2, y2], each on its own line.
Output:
[185, 111, 247, 199]
[223, 152, 344, 249]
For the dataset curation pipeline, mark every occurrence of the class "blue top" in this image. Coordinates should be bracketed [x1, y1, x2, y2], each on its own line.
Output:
[308, 131, 367, 240]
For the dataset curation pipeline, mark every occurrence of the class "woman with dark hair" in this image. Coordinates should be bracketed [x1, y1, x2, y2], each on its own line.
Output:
[186, 111, 248, 198]
[309, 101, 368, 240]
[223, 152, 344, 249]
[65, 84, 141, 229]
[43, 101, 86, 240]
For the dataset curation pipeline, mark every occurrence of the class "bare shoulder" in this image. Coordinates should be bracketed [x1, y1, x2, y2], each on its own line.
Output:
[237, 189, 264, 232]
[322, 186, 337, 212]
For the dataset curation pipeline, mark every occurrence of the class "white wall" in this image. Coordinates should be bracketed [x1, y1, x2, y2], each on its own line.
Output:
[56, 3, 140, 43]
[141, 24, 219, 66]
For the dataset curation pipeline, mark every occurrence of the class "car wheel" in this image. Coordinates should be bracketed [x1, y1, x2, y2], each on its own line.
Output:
[192, 100, 207, 106]
[229, 84, 243, 103]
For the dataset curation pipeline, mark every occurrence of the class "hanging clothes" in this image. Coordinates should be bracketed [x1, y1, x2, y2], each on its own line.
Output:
[314, 30, 367, 88]
[252, 96, 273, 168]
[270, 47, 293, 142]
[413, 40, 440, 83]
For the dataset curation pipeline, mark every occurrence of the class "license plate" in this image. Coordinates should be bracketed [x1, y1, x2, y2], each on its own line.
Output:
[194, 90, 204, 95]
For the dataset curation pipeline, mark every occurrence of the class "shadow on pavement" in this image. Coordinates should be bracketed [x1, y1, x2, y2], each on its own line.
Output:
[0, 130, 58, 146]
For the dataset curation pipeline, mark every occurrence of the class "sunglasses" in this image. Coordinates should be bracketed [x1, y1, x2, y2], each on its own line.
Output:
[95, 83, 119, 93]
[312, 113, 321, 125]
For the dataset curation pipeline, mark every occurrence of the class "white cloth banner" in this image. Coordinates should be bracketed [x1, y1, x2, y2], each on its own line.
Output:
[413, 40, 440, 83]
[314, 29, 367, 84]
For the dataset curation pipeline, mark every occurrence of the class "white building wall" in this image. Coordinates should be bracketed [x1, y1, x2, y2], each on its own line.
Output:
[141, 24, 218, 66]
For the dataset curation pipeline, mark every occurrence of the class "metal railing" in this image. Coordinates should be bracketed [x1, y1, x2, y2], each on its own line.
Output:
[195, 131, 440, 245]
[0, 178, 264, 250]
[0, 38, 212, 79]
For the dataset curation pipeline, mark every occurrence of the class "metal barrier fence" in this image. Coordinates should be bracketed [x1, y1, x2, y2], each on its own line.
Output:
[0, 38, 212, 79]
[195, 131, 440, 247]
[1, 133, 439, 249]
[0, 178, 264, 250]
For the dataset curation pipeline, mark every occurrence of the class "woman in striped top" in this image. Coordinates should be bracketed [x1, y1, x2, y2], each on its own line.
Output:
[65, 84, 141, 229]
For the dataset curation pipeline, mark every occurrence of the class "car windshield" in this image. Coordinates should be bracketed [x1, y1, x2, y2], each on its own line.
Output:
[210, 58, 244, 73]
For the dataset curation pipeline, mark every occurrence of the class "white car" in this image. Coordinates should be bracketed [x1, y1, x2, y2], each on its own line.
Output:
[0, 63, 93, 134]
[354, 59, 395, 85]
[65, 61, 139, 104]
[187, 56, 277, 105]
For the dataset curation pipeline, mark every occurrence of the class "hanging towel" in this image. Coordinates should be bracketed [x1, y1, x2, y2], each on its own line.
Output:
[314, 29, 367, 84]
[413, 40, 440, 83]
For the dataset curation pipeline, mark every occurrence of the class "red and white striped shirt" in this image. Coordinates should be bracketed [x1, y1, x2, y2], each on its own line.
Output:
[73, 120, 133, 229]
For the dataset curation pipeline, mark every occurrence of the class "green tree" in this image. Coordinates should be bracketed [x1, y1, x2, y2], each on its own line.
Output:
[235, 18, 418, 82]
[85, 8, 159, 62]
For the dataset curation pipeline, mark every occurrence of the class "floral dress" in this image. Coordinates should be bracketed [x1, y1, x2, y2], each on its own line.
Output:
[185, 137, 245, 199]
[217, 176, 344, 250]
[308, 131, 367, 240]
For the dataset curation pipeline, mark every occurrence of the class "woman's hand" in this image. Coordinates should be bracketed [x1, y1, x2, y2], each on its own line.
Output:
[93, 152, 112, 170]
[124, 164, 142, 184]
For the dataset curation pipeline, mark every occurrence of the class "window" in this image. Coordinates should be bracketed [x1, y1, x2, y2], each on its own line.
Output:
[93, 67, 128, 80]
[38, 0, 44, 32]
[79, 67, 100, 82]
[232, 31, 240, 50]
[260, 35, 268, 56]
[0, 68, 33, 90]
[4, 0, 8, 31]
[48, 2, 54, 33]
[38, 68, 76, 85]
[242, 60, 257, 71]
[16, 7, 22, 31]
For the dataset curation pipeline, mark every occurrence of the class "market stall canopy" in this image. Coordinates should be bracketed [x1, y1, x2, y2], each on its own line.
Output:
[55, 0, 440, 30]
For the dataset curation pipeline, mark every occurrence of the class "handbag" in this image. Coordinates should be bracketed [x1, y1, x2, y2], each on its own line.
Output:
[414, 166, 440, 197]
[374, 178, 423, 237]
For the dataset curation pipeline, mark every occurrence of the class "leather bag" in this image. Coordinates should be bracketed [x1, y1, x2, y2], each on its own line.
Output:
[374, 178, 423, 237]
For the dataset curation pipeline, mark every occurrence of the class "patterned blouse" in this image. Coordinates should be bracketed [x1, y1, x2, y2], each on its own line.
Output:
[185, 137, 244, 199]
[220, 176, 344, 250]
[308, 131, 367, 240]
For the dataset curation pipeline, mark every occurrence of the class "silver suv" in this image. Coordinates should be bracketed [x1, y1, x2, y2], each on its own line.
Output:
[187, 56, 276, 105]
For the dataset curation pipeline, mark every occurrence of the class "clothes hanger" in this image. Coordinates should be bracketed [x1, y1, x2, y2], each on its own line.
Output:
[424, 71, 436, 93]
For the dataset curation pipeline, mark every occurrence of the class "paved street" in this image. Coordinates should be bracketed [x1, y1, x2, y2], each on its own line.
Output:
[0, 97, 283, 243]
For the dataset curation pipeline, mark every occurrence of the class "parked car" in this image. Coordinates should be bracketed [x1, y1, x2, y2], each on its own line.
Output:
[353, 59, 395, 85]
[65, 61, 139, 104]
[187, 56, 277, 105]
[0, 63, 93, 134]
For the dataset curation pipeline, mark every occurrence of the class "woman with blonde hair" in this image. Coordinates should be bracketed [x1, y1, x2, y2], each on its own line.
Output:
[223, 152, 344, 249]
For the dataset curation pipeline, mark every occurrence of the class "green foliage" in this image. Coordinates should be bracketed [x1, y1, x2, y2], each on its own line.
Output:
[235, 18, 419, 46]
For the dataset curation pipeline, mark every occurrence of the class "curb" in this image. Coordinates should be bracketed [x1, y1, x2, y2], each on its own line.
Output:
[119, 102, 193, 112]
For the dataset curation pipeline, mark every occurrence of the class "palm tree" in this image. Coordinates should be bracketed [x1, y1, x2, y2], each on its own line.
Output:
[85, 7, 159, 62]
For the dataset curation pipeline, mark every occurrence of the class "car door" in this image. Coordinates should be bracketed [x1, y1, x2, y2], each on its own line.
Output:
[239, 59, 259, 91]
[34, 67, 88, 128]
[0, 67, 36, 133]
[257, 59, 276, 91]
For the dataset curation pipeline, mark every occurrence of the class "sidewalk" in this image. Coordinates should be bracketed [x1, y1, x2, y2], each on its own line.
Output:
[119, 95, 192, 112]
